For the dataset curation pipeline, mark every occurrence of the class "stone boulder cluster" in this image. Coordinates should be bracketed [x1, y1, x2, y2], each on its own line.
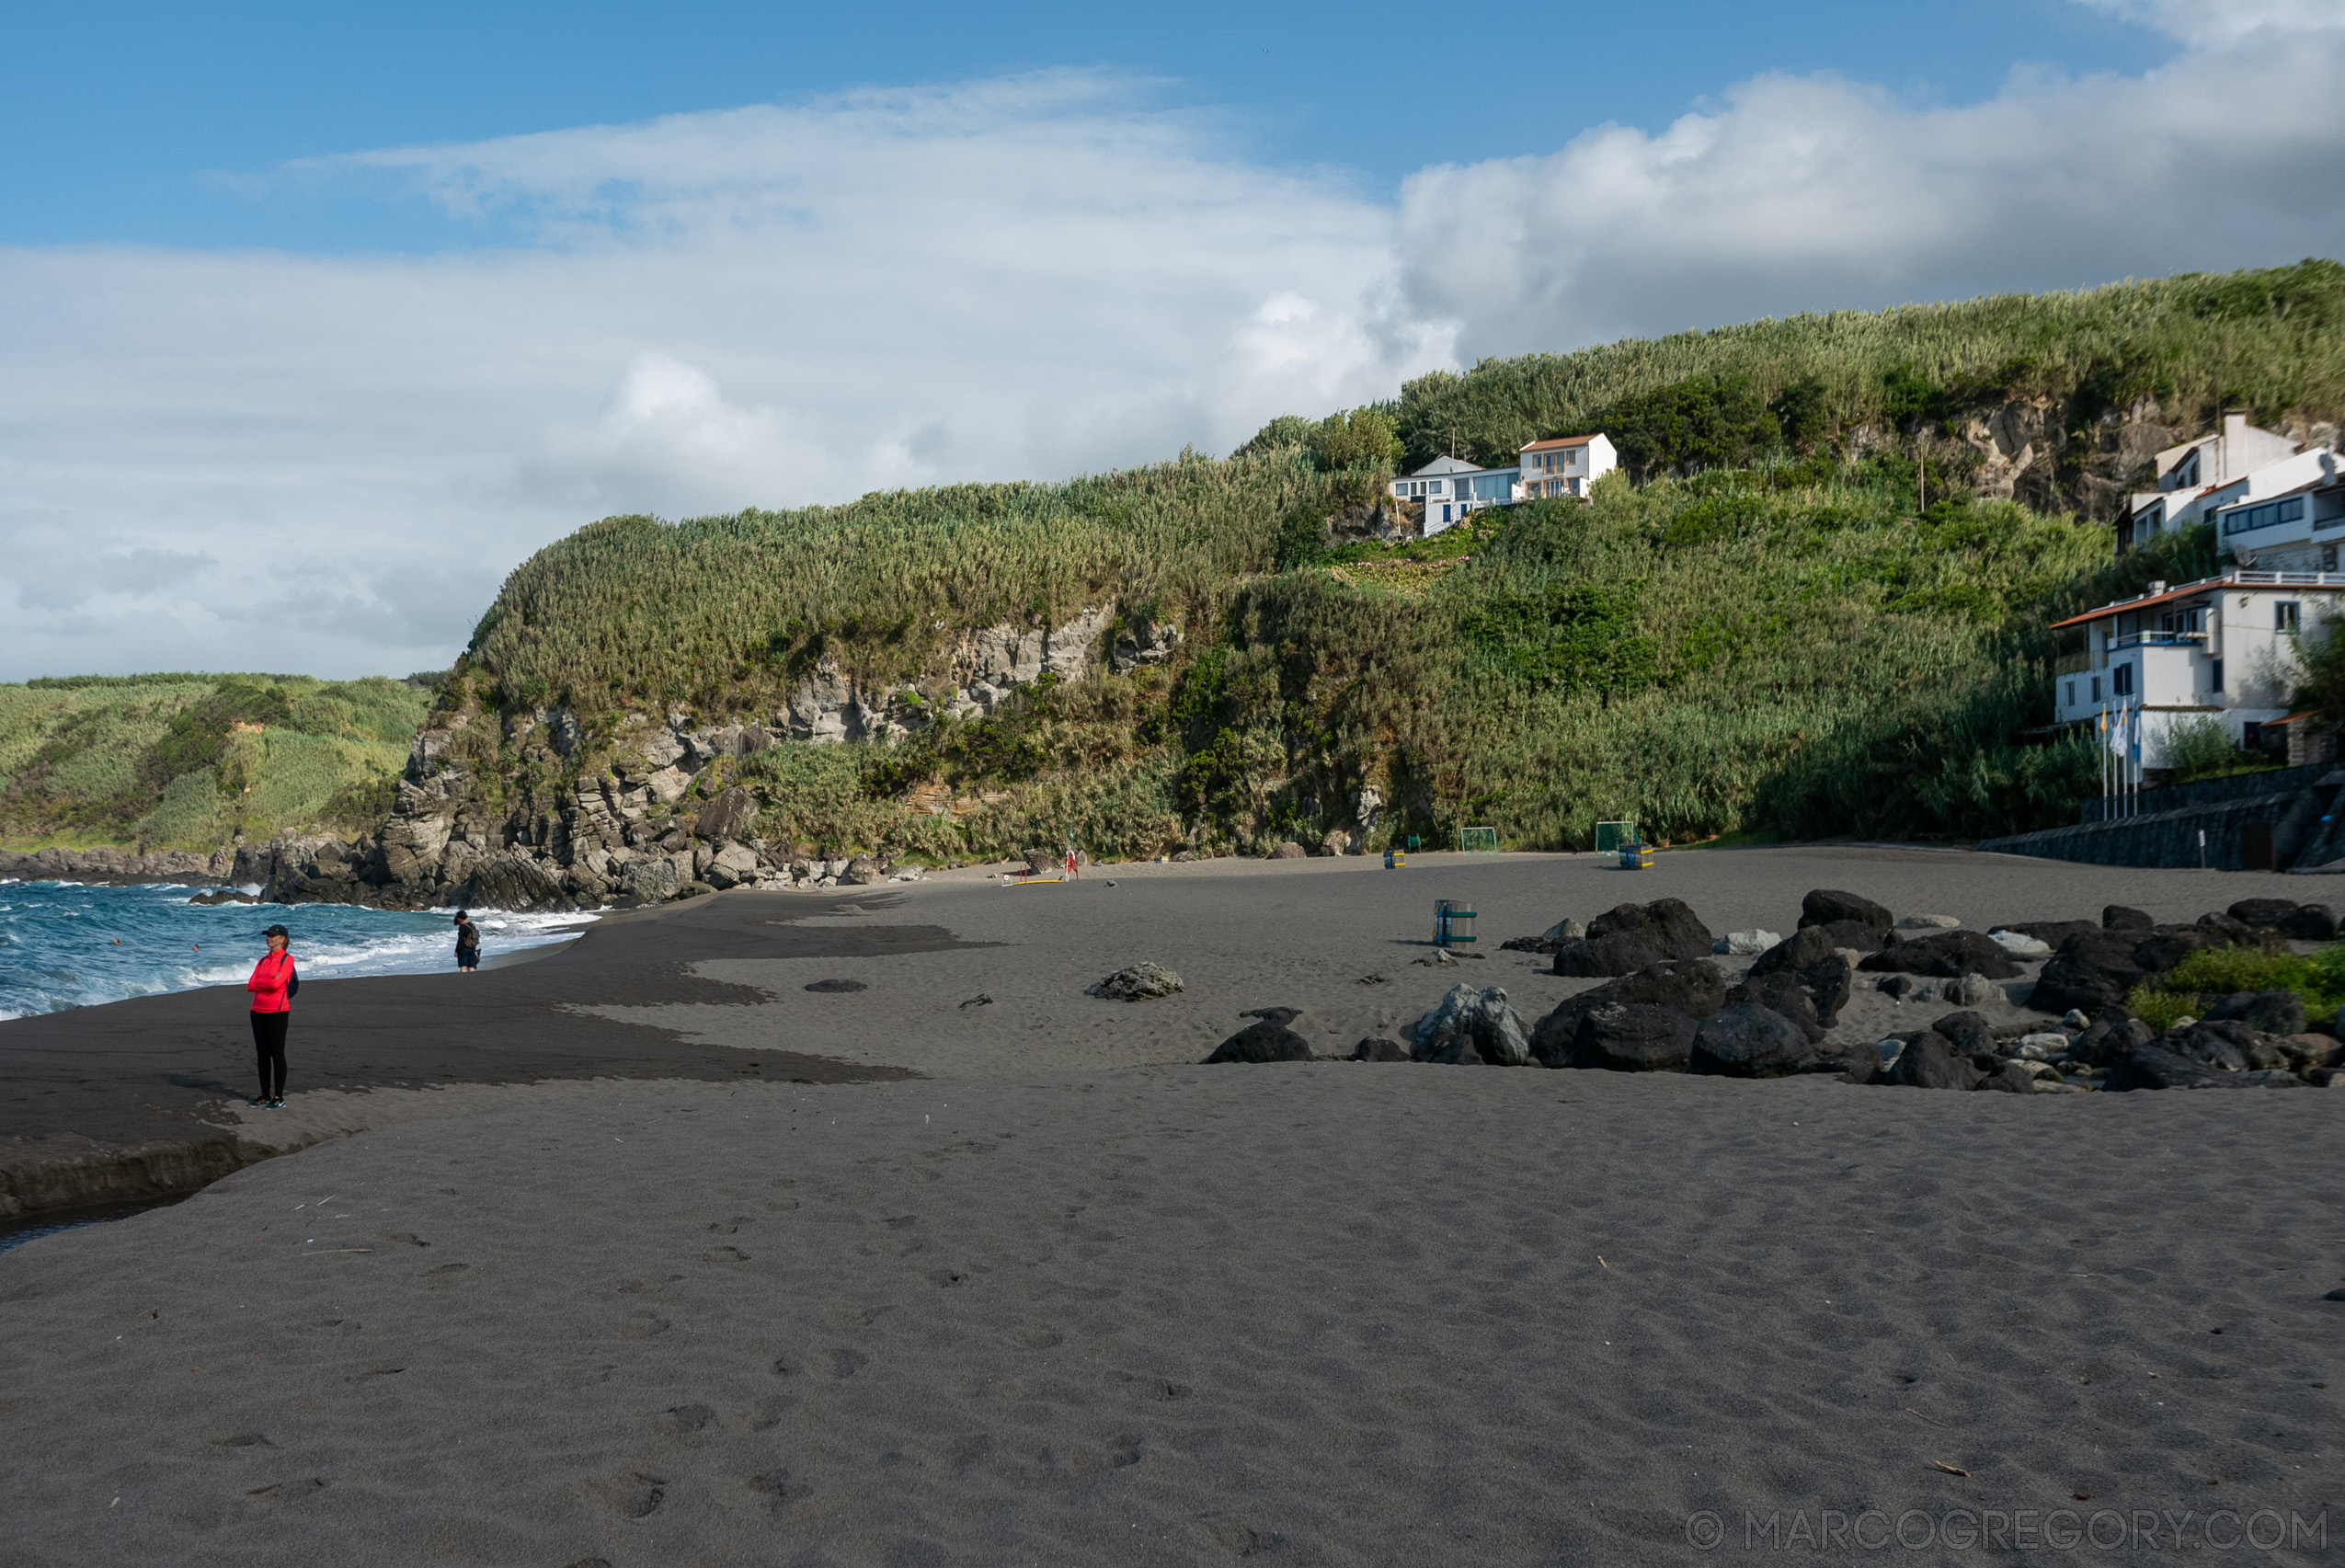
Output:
[1200, 887, 2345, 1092]
[236, 713, 929, 911]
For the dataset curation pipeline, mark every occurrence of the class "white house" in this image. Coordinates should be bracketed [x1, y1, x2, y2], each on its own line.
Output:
[1389, 455, 1521, 535]
[2117, 413, 2323, 554]
[2206, 462, 2345, 573]
[2051, 568, 2345, 766]
[1516, 434, 1618, 500]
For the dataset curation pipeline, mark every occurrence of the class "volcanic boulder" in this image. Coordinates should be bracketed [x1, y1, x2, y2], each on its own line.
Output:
[1689, 1005, 1817, 1078]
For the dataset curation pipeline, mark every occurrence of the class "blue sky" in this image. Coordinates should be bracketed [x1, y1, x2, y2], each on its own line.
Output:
[4, 0, 2170, 254]
[2, 0, 2338, 680]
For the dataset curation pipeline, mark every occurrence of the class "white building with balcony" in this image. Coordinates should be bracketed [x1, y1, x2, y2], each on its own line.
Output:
[2207, 464, 2345, 572]
[1516, 434, 1618, 500]
[1389, 455, 1522, 535]
[2052, 569, 2345, 765]
[2117, 413, 2327, 554]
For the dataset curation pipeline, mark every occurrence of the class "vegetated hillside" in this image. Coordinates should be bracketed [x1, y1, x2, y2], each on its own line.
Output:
[1397, 260, 2345, 517]
[0, 675, 432, 852]
[406, 265, 2326, 869]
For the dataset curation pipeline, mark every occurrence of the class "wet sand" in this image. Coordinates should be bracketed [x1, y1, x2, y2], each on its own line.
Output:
[2, 846, 2340, 1563]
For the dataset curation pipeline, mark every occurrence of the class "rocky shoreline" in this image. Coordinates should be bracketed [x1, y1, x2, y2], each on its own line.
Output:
[1199, 886, 2345, 1093]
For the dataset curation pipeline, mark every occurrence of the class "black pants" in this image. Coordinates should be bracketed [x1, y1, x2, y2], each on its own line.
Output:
[251, 1010, 290, 1099]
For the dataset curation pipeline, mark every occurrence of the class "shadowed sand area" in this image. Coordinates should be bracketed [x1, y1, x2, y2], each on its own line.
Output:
[3, 847, 2341, 1563]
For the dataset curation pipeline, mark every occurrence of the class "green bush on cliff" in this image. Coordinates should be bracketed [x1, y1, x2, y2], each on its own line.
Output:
[0, 675, 429, 851]
[1393, 259, 2345, 472]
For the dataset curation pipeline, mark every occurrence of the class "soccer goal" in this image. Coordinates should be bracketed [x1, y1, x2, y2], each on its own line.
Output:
[1594, 819, 1639, 853]
[1458, 826, 1501, 854]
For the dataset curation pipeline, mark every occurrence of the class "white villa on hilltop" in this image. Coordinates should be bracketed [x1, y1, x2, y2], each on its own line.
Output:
[2052, 569, 2345, 767]
[1388, 433, 1619, 535]
[2117, 413, 2335, 555]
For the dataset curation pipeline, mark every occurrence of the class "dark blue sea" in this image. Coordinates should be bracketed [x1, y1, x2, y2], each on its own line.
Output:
[0, 877, 592, 1020]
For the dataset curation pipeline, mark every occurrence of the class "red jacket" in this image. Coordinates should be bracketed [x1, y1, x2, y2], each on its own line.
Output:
[247, 951, 297, 1014]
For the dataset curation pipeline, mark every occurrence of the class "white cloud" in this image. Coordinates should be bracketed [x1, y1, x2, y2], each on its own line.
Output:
[0, 74, 1421, 680]
[4, 12, 2342, 682]
[1397, 13, 2345, 358]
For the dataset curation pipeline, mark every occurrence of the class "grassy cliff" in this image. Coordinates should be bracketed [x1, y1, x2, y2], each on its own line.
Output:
[0, 675, 431, 853]
[441, 270, 2330, 860]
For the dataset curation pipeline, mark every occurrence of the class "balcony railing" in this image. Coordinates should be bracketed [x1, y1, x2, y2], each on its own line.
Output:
[2107, 631, 2208, 649]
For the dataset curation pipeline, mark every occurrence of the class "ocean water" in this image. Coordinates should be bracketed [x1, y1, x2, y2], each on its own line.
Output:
[0, 879, 596, 1021]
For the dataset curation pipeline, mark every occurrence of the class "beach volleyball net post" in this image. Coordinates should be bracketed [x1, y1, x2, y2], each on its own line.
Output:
[1594, 819, 1638, 853]
[1458, 826, 1500, 853]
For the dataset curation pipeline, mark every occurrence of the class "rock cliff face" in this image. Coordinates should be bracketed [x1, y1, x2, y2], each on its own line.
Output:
[217, 602, 1140, 912]
[1943, 398, 2341, 520]
[0, 845, 236, 886]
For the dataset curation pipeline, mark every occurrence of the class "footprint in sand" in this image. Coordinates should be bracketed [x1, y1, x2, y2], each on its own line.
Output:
[619, 1311, 670, 1340]
[666, 1403, 715, 1435]
[584, 1472, 665, 1519]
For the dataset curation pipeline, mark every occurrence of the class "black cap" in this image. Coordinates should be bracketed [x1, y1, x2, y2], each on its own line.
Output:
[260, 923, 291, 938]
[454, 910, 471, 922]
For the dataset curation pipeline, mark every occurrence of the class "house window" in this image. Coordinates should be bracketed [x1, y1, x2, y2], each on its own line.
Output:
[2211, 658, 2224, 693]
[2279, 497, 2305, 524]
[2065, 681, 2076, 707]
[2112, 664, 2134, 697]
[2326, 545, 2339, 572]
[2090, 676, 2101, 703]
[2175, 451, 2201, 487]
[2278, 601, 2301, 634]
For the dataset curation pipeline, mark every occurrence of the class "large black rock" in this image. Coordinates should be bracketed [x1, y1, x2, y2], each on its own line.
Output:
[2102, 905, 2156, 933]
[1350, 1036, 1412, 1062]
[2027, 933, 2151, 1014]
[2067, 1010, 2154, 1066]
[1991, 919, 2099, 948]
[1204, 1009, 1316, 1063]
[1749, 925, 1836, 979]
[1930, 1009, 1996, 1057]
[1859, 930, 2021, 980]
[1798, 889, 1893, 943]
[1571, 1003, 1698, 1071]
[2169, 1020, 2290, 1071]
[2204, 990, 2307, 1036]
[2104, 1043, 2246, 1090]
[1978, 1060, 2038, 1093]
[2280, 904, 2339, 941]
[1725, 973, 1824, 1042]
[1528, 958, 1728, 1066]
[2227, 898, 2301, 930]
[1880, 1030, 1984, 1090]
[1553, 898, 1714, 976]
[1689, 1004, 1817, 1078]
[2133, 926, 2230, 973]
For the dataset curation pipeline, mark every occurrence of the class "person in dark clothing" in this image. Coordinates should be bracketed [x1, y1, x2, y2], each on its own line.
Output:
[454, 910, 482, 973]
[246, 923, 298, 1108]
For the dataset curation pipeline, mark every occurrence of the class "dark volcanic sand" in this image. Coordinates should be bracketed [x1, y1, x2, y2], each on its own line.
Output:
[1, 1070, 2339, 1566]
[2, 846, 2340, 1563]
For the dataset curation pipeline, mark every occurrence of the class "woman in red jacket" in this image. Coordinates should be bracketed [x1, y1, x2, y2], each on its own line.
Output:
[246, 923, 298, 1109]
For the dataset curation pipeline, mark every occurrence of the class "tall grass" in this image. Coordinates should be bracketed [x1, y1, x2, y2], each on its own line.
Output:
[1392, 261, 2345, 470]
[0, 675, 430, 851]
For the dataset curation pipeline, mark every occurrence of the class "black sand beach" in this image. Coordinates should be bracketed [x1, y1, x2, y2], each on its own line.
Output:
[3, 846, 2341, 1563]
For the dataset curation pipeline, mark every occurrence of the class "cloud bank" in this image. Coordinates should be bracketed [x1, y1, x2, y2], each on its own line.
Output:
[1397, 1, 2345, 356]
[4, 6, 2343, 680]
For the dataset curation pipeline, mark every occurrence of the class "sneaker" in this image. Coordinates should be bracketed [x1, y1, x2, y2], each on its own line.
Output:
[268, 1098, 285, 1109]
[247, 1097, 267, 1108]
